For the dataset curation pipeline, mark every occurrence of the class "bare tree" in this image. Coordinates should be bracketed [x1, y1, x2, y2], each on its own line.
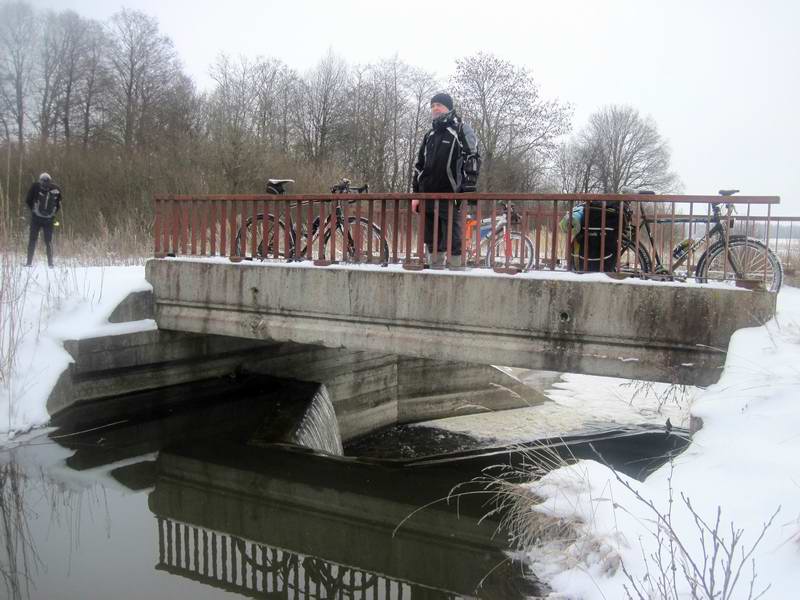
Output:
[77, 20, 111, 148]
[55, 11, 90, 145]
[0, 1, 35, 150]
[451, 52, 572, 191]
[581, 104, 680, 193]
[0, 1, 36, 210]
[295, 50, 348, 163]
[371, 56, 411, 191]
[0, 2, 691, 247]
[554, 139, 602, 193]
[34, 10, 67, 145]
[207, 54, 259, 192]
[252, 57, 297, 155]
[402, 66, 438, 191]
[106, 8, 179, 149]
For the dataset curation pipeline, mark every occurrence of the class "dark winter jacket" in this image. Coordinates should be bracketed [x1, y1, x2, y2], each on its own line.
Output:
[25, 181, 62, 219]
[412, 111, 480, 196]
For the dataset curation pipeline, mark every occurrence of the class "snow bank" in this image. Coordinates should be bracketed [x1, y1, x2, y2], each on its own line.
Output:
[526, 287, 800, 599]
[0, 264, 154, 438]
[415, 372, 695, 445]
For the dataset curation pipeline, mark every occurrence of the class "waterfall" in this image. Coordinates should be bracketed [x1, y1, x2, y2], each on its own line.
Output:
[289, 385, 343, 456]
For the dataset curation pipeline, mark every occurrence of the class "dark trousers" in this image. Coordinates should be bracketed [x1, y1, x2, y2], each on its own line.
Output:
[423, 201, 463, 255]
[27, 216, 54, 266]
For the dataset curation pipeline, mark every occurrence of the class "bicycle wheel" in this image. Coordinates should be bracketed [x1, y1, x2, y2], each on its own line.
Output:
[617, 238, 653, 274]
[234, 214, 290, 259]
[322, 217, 389, 263]
[695, 235, 783, 292]
[570, 237, 652, 274]
[484, 230, 534, 270]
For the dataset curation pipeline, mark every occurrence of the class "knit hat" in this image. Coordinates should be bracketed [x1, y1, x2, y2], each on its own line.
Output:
[39, 172, 51, 182]
[430, 92, 454, 111]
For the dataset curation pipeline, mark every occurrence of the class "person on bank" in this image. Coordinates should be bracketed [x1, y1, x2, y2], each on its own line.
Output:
[411, 92, 480, 268]
[25, 172, 62, 267]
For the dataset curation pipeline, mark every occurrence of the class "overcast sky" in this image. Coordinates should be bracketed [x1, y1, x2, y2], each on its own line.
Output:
[31, 0, 800, 214]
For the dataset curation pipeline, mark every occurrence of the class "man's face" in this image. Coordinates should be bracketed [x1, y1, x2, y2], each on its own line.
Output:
[431, 102, 450, 118]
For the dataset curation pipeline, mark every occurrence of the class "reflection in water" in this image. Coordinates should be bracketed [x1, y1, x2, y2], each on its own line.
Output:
[1, 448, 114, 600]
[148, 441, 543, 599]
[0, 460, 38, 600]
[1, 372, 689, 599]
[156, 518, 460, 599]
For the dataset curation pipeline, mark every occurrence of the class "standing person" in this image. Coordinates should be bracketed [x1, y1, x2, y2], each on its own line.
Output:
[25, 173, 62, 267]
[411, 93, 480, 268]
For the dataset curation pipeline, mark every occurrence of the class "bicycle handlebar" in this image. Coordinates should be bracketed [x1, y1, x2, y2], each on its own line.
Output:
[330, 180, 369, 194]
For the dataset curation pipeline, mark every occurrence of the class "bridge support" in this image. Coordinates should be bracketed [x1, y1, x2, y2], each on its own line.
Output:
[146, 259, 776, 386]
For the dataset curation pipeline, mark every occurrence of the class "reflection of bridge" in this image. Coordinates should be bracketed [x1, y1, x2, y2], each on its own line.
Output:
[149, 443, 541, 599]
[156, 518, 461, 599]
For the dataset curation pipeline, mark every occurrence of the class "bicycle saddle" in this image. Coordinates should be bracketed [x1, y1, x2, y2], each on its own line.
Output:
[266, 179, 294, 194]
[718, 189, 739, 196]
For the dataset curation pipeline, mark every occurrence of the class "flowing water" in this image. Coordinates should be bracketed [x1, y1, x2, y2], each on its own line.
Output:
[0, 372, 689, 600]
[289, 385, 344, 455]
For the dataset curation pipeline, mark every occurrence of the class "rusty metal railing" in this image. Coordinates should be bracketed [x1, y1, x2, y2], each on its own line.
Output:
[153, 193, 784, 289]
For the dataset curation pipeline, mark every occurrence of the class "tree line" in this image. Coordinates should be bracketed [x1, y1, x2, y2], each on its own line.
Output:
[0, 1, 679, 243]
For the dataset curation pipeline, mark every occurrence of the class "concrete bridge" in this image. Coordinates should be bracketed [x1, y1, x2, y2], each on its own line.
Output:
[145, 258, 775, 387]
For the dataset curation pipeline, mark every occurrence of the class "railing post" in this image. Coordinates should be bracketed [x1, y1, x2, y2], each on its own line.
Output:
[154, 197, 164, 257]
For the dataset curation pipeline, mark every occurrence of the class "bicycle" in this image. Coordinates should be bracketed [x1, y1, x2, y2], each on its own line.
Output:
[235, 178, 390, 264]
[573, 189, 783, 292]
[464, 201, 535, 270]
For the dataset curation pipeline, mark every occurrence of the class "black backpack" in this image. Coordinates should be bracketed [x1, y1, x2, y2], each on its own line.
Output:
[33, 185, 60, 219]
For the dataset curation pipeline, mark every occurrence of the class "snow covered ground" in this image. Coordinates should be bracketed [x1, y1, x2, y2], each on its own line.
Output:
[0, 262, 153, 438]
[418, 372, 695, 444]
[523, 287, 800, 599]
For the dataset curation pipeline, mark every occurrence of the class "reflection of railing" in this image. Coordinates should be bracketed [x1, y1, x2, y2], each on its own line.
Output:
[155, 517, 465, 599]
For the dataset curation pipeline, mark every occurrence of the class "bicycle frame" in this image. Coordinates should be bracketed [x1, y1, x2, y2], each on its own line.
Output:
[464, 203, 518, 262]
[625, 201, 735, 274]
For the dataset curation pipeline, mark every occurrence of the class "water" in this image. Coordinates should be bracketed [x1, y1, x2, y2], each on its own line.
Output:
[0, 375, 543, 600]
[289, 385, 344, 455]
[0, 372, 691, 599]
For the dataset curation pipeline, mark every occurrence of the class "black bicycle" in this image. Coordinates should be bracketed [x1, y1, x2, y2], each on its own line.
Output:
[235, 178, 390, 264]
[573, 189, 783, 291]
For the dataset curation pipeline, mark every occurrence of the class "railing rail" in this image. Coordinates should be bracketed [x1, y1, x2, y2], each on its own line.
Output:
[153, 192, 787, 288]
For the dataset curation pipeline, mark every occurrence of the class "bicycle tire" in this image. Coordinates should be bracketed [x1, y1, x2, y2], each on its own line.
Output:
[695, 235, 783, 292]
[234, 214, 291, 259]
[614, 238, 653, 273]
[321, 217, 389, 263]
[484, 230, 535, 270]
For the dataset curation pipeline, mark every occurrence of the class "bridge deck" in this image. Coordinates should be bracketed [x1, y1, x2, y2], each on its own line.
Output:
[145, 258, 776, 386]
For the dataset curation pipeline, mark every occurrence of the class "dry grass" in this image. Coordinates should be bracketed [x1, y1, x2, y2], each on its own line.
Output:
[0, 255, 32, 432]
[466, 443, 779, 600]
